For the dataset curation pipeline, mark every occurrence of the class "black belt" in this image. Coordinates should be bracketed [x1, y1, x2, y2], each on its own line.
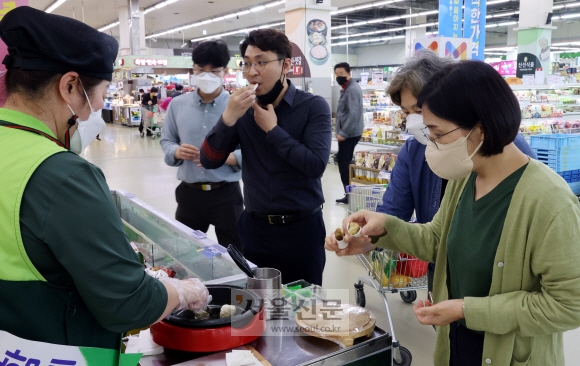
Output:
[247, 207, 322, 225]
[183, 181, 231, 191]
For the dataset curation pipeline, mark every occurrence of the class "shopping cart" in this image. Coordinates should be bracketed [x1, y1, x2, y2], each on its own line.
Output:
[347, 184, 429, 366]
[140, 105, 163, 139]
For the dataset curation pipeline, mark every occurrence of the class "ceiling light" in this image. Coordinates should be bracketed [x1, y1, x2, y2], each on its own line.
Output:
[498, 21, 517, 26]
[45, 0, 67, 13]
[200, 19, 213, 25]
[561, 13, 580, 19]
[190, 21, 285, 42]
[212, 16, 225, 21]
[486, 0, 510, 5]
[236, 10, 251, 16]
[250, 5, 266, 12]
[98, 21, 120, 32]
[155, 2, 168, 9]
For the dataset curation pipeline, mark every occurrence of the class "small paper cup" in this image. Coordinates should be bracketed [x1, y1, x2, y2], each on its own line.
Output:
[337, 239, 348, 250]
[349, 226, 362, 237]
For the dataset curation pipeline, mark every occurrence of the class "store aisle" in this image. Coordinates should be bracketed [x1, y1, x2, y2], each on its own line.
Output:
[82, 124, 580, 365]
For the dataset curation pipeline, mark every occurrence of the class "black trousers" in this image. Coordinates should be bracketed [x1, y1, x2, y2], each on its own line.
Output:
[175, 182, 243, 252]
[337, 136, 361, 191]
[449, 321, 485, 366]
[238, 210, 326, 285]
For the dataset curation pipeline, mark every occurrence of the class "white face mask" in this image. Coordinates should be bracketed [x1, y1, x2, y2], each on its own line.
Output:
[405, 114, 429, 145]
[68, 83, 106, 155]
[193, 72, 223, 94]
[424, 128, 484, 180]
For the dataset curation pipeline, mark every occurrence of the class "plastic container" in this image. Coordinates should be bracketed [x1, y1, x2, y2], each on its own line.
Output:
[283, 280, 311, 305]
[530, 134, 580, 150]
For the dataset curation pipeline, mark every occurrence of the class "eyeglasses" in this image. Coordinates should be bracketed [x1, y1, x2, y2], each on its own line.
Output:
[242, 59, 284, 72]
[421, 125, 464, 150]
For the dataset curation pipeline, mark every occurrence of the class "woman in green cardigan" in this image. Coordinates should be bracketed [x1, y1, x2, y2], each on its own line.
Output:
[326, 61, 580, 366]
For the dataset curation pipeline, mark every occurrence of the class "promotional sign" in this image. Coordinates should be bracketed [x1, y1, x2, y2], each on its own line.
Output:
[0, 331, 141, 366]
[0, 1, 27, 72]
[516, 28, 552, 81]
[360, 72, 369, 86]
[464, 0, 487, 60]
[489, 60, 517, 76]
[439, 0, 464, 38]
[414, 37, 472, 60]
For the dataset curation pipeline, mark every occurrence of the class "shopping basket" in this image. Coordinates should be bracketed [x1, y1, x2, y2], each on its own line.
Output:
[347, 184, 429, 366]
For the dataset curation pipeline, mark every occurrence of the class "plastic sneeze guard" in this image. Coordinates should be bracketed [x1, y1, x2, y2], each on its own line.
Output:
[110, 189, 254, 286]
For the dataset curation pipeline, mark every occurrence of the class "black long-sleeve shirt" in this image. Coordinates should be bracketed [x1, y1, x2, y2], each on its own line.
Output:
[141, 92, 158, 106]
[201, 81, 331, 213]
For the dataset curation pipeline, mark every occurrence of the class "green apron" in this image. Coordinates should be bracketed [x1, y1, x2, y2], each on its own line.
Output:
[0, 109, 121, 350]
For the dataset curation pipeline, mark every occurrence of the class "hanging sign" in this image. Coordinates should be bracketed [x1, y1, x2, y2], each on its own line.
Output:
[439, 0, 464, 38]
[464, 0, 487, 60]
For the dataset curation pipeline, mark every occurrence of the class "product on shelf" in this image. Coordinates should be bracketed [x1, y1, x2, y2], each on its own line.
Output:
[352, 151, 397, 184]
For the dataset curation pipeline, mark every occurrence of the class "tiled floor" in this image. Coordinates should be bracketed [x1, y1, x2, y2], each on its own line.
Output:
[83, 123, 580, 365]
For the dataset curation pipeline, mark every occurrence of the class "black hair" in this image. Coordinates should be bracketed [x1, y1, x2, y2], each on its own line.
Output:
[192, 40, 230, 68]
[175, 84, 183, 91]
[240, 29, 292, 60]
[150, 87, 159, 93]
[417, 61, 521, 157]
[139, 88, 144, 93]
[6, 69, 102, 106]
[334, 62, 351, 73]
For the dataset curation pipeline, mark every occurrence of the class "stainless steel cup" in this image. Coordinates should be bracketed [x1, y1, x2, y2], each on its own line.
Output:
[246, 268, 282, 320]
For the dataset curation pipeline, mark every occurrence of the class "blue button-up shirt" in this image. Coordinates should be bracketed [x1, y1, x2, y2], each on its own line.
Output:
[160, 90, 242, 183]
[376, 134, 537, 223]
[200, 81, 332, 213]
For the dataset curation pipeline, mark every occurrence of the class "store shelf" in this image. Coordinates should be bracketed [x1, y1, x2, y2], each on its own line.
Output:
[510, 83, 580, 90]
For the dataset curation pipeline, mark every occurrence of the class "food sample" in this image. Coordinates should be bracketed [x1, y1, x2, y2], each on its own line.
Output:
[348, 222, 361, 235]
[252, 83, 259, 91]
[335, 228, 344, 241]
[194, 310, 210, 320]
[220, 304, 237, 318]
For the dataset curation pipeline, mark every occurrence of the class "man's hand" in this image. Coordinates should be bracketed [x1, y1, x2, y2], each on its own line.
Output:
[252, 103, 277, 133]
[222, 86, 256, 126]
[148, 100, 152, 105]
[413, 299, 464, 326]
[336, 133, 346, 142]
[175, 144, 199, 161]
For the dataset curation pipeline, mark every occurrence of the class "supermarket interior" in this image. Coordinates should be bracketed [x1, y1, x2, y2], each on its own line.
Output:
[1, 0, 580, 364]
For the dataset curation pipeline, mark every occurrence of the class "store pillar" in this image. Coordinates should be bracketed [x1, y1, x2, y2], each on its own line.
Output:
[515, 0, 555, 84]
[118, 1, 147, 56]
[283, 0, 336, 108]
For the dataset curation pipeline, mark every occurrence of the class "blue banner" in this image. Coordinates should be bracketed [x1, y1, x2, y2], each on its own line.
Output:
[439, 0, 464, 38]
[464, 0, 487, 60]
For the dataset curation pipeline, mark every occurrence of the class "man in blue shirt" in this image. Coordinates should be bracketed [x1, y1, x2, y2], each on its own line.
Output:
[376, 51, 536, 296]
[161, 40, 243, 251]
[201, 29, 331, 285]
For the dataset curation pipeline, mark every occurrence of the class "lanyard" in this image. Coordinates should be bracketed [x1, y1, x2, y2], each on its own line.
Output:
[0, 120, 71, 149]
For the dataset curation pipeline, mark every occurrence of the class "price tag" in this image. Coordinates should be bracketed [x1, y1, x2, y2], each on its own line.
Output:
[378, 170, 391, 180]
[198, 245, 225, 259]
[191, 230, 207, 239]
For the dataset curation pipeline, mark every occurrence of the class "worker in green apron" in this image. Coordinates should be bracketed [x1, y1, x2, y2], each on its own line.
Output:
[0, 6, 210, 350]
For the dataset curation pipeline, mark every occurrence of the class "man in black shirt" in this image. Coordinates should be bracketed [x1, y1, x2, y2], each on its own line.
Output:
[201, 29, 331, 285]
[172, 84, 183, 98]
[140, 87, 158, 136]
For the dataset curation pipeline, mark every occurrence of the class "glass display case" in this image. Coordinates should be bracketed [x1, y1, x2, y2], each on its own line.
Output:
[111, 190, 252, 287]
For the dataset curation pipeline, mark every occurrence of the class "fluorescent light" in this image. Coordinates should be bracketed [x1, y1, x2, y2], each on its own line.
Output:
[155, 3, 167, 9]
[265, 1, 285, 7]
[212, 16, 225, 21]
[190, 21, 285, 42]
[224, 13, 237, 19]
[498, 21, 517, 26]
[250, 5, 266, 12]
[487, 0, 510, 5]
[98, 21, 120, 32]
[236, 10, 251, 16]
[45, 0, 67, 13]
[561, 13, 580, 19]
[200, 19, 213, 25]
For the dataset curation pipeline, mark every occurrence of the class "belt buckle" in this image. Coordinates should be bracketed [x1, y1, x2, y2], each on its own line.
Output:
[268, 215, 286, 224]
[202, 184, 211, 191]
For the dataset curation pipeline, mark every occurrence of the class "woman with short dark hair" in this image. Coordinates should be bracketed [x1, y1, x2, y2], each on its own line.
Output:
[326, 60, 580, 366]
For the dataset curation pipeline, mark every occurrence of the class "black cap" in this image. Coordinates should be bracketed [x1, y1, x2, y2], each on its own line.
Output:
[0, 6, 118, 81]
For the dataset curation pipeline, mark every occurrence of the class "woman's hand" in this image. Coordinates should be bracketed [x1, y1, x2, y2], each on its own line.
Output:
[324, 210, 388, 256]
[414, 299, 464, 326]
